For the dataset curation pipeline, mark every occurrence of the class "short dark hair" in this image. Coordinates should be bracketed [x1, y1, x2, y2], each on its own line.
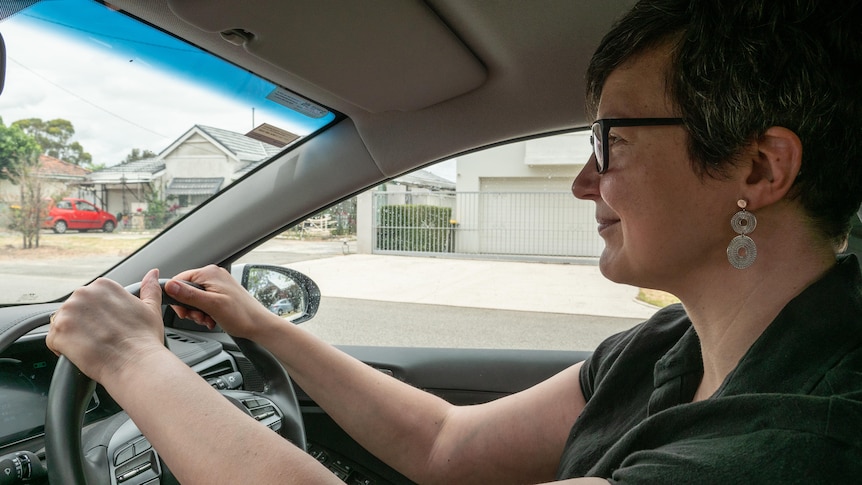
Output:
[587, 0, 862, 244]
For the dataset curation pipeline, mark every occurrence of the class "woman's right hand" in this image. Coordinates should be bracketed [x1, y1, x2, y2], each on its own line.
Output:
[165, 265, 276, 339]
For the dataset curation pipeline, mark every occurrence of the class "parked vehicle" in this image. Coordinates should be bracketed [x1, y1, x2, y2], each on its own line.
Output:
[42, 198, 117, 234]
[269, 298, 295, 316]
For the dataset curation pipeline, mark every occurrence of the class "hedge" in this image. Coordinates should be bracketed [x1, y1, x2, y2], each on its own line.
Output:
[377, 204, 453, 252]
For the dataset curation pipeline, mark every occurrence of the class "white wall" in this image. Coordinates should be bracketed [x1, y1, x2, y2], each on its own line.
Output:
[164, 133, 237, 182]
[456, 132, 589, 191]
[454, 132, 603, 256]
[356, 191, 373, 253]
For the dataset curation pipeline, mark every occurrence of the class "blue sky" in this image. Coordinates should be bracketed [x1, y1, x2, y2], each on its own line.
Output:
[0, 0, 334, 165]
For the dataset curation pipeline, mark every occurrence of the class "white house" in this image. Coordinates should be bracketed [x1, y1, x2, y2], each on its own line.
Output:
[85, 157, 166, 218]
[87, 125, 294, 218]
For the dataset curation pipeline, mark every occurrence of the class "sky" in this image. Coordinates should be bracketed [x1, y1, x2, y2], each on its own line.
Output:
[424, 159, 456, 182]
[0, 0, 334, 167]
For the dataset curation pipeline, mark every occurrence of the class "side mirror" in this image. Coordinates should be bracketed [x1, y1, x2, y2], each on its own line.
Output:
[231, 263, 320, 324]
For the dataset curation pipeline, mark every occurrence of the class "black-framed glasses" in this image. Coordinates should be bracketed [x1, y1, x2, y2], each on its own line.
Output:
[590, 118, 684, 173]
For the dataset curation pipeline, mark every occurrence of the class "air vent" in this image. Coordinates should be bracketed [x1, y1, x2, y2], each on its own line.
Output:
[198, 360, 235, 380]
[165, 330, 201, 344]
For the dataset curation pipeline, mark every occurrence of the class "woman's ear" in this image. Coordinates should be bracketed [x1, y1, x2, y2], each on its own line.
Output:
[742, 126, 803, 209]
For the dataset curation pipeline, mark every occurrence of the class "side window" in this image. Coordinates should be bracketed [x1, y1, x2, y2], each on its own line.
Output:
[242, 132, 665, 351]
[76, 202, 96, 212]
[56, 201, 72, 210]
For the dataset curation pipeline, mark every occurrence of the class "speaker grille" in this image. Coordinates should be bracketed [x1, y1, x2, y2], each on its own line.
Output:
[229, 351, 265, 392]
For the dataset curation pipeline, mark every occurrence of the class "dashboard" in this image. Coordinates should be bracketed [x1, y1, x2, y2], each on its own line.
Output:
[0, 337, 120, 449]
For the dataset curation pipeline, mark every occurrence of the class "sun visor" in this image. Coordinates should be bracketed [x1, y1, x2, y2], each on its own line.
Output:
[166, 0, 487, 113]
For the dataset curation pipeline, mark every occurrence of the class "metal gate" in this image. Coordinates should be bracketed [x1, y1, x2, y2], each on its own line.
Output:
[372, 191, 603, 259]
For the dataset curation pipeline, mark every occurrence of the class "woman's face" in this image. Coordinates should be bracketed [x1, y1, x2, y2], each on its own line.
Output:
[573, 45, 735, 292]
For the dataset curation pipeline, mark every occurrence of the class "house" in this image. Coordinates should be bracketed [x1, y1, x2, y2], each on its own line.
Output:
[0, 154, 90, 200]
[358, 131, 604, 259]
[87, 124, 294, 218]
[374, 169, 456, 205]
[85, 157, 166, 219]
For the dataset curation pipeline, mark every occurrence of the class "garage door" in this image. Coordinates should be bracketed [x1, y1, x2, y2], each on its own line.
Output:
[478, 177, 604, 257]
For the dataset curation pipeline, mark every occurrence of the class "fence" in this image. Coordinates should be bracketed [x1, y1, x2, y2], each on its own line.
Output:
[372, 191, 604, 259]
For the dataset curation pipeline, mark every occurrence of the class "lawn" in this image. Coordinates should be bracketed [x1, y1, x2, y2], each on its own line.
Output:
[637, 288, 681, 308]
[0, 231, 153, 260]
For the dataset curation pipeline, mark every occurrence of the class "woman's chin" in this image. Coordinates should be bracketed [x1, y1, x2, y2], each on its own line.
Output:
[598, 251, 625, 283]
[598, 249, 644, 287]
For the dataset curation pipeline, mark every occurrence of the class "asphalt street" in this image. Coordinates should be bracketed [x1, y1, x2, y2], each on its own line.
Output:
[301, 297, 642, 350]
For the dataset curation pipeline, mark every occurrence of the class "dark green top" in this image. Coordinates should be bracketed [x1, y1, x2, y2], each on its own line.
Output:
[557, 255, 862, 483]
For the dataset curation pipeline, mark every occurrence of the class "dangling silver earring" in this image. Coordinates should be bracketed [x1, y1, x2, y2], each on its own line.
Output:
[727, 199, 757, 269]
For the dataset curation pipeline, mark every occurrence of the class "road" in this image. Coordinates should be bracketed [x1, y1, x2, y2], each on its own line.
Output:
[1, 236, 649, 350]
[0, 255, 121, 303]
[302, 297, 640, 350]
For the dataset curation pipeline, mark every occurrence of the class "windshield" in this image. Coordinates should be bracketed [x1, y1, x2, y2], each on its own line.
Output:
[0, 0, 335, 304]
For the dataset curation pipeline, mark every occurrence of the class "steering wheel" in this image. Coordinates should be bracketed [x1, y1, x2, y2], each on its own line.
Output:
[44, 280, 306, 485]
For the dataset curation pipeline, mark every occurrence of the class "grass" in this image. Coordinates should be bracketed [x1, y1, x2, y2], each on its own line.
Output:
[637, 288, 681, 308]
[0, 231, 153, 260]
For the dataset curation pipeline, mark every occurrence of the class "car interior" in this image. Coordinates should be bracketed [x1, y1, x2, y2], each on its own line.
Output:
[0, 0, 637, 483]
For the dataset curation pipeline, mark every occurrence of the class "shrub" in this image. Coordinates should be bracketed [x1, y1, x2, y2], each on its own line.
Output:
[377, 204, 453, 252]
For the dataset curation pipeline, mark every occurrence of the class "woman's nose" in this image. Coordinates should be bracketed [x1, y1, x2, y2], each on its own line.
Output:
[572, 154, 600, 200]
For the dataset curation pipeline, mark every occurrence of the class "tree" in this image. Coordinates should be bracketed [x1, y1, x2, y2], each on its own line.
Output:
[12, 117, 72, 154]
[0, 119, 45, 248]
[11, 117, 93, 166]
[0, 118, 41, 180]
[143, 188, 177, 229]
[65, 140, 93, 166]
[124, 148, 158, 163]
[9, 163, 48, 249]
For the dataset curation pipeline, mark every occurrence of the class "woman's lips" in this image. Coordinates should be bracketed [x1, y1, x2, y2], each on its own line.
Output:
[596, 218, 620, 233]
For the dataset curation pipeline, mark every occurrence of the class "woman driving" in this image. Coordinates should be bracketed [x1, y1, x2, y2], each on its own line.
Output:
[47, 0, 862, 482]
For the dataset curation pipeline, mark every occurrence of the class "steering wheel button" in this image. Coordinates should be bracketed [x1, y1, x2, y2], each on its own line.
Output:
[134, 438, 152, 455]
[114, 445, 134, 466]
